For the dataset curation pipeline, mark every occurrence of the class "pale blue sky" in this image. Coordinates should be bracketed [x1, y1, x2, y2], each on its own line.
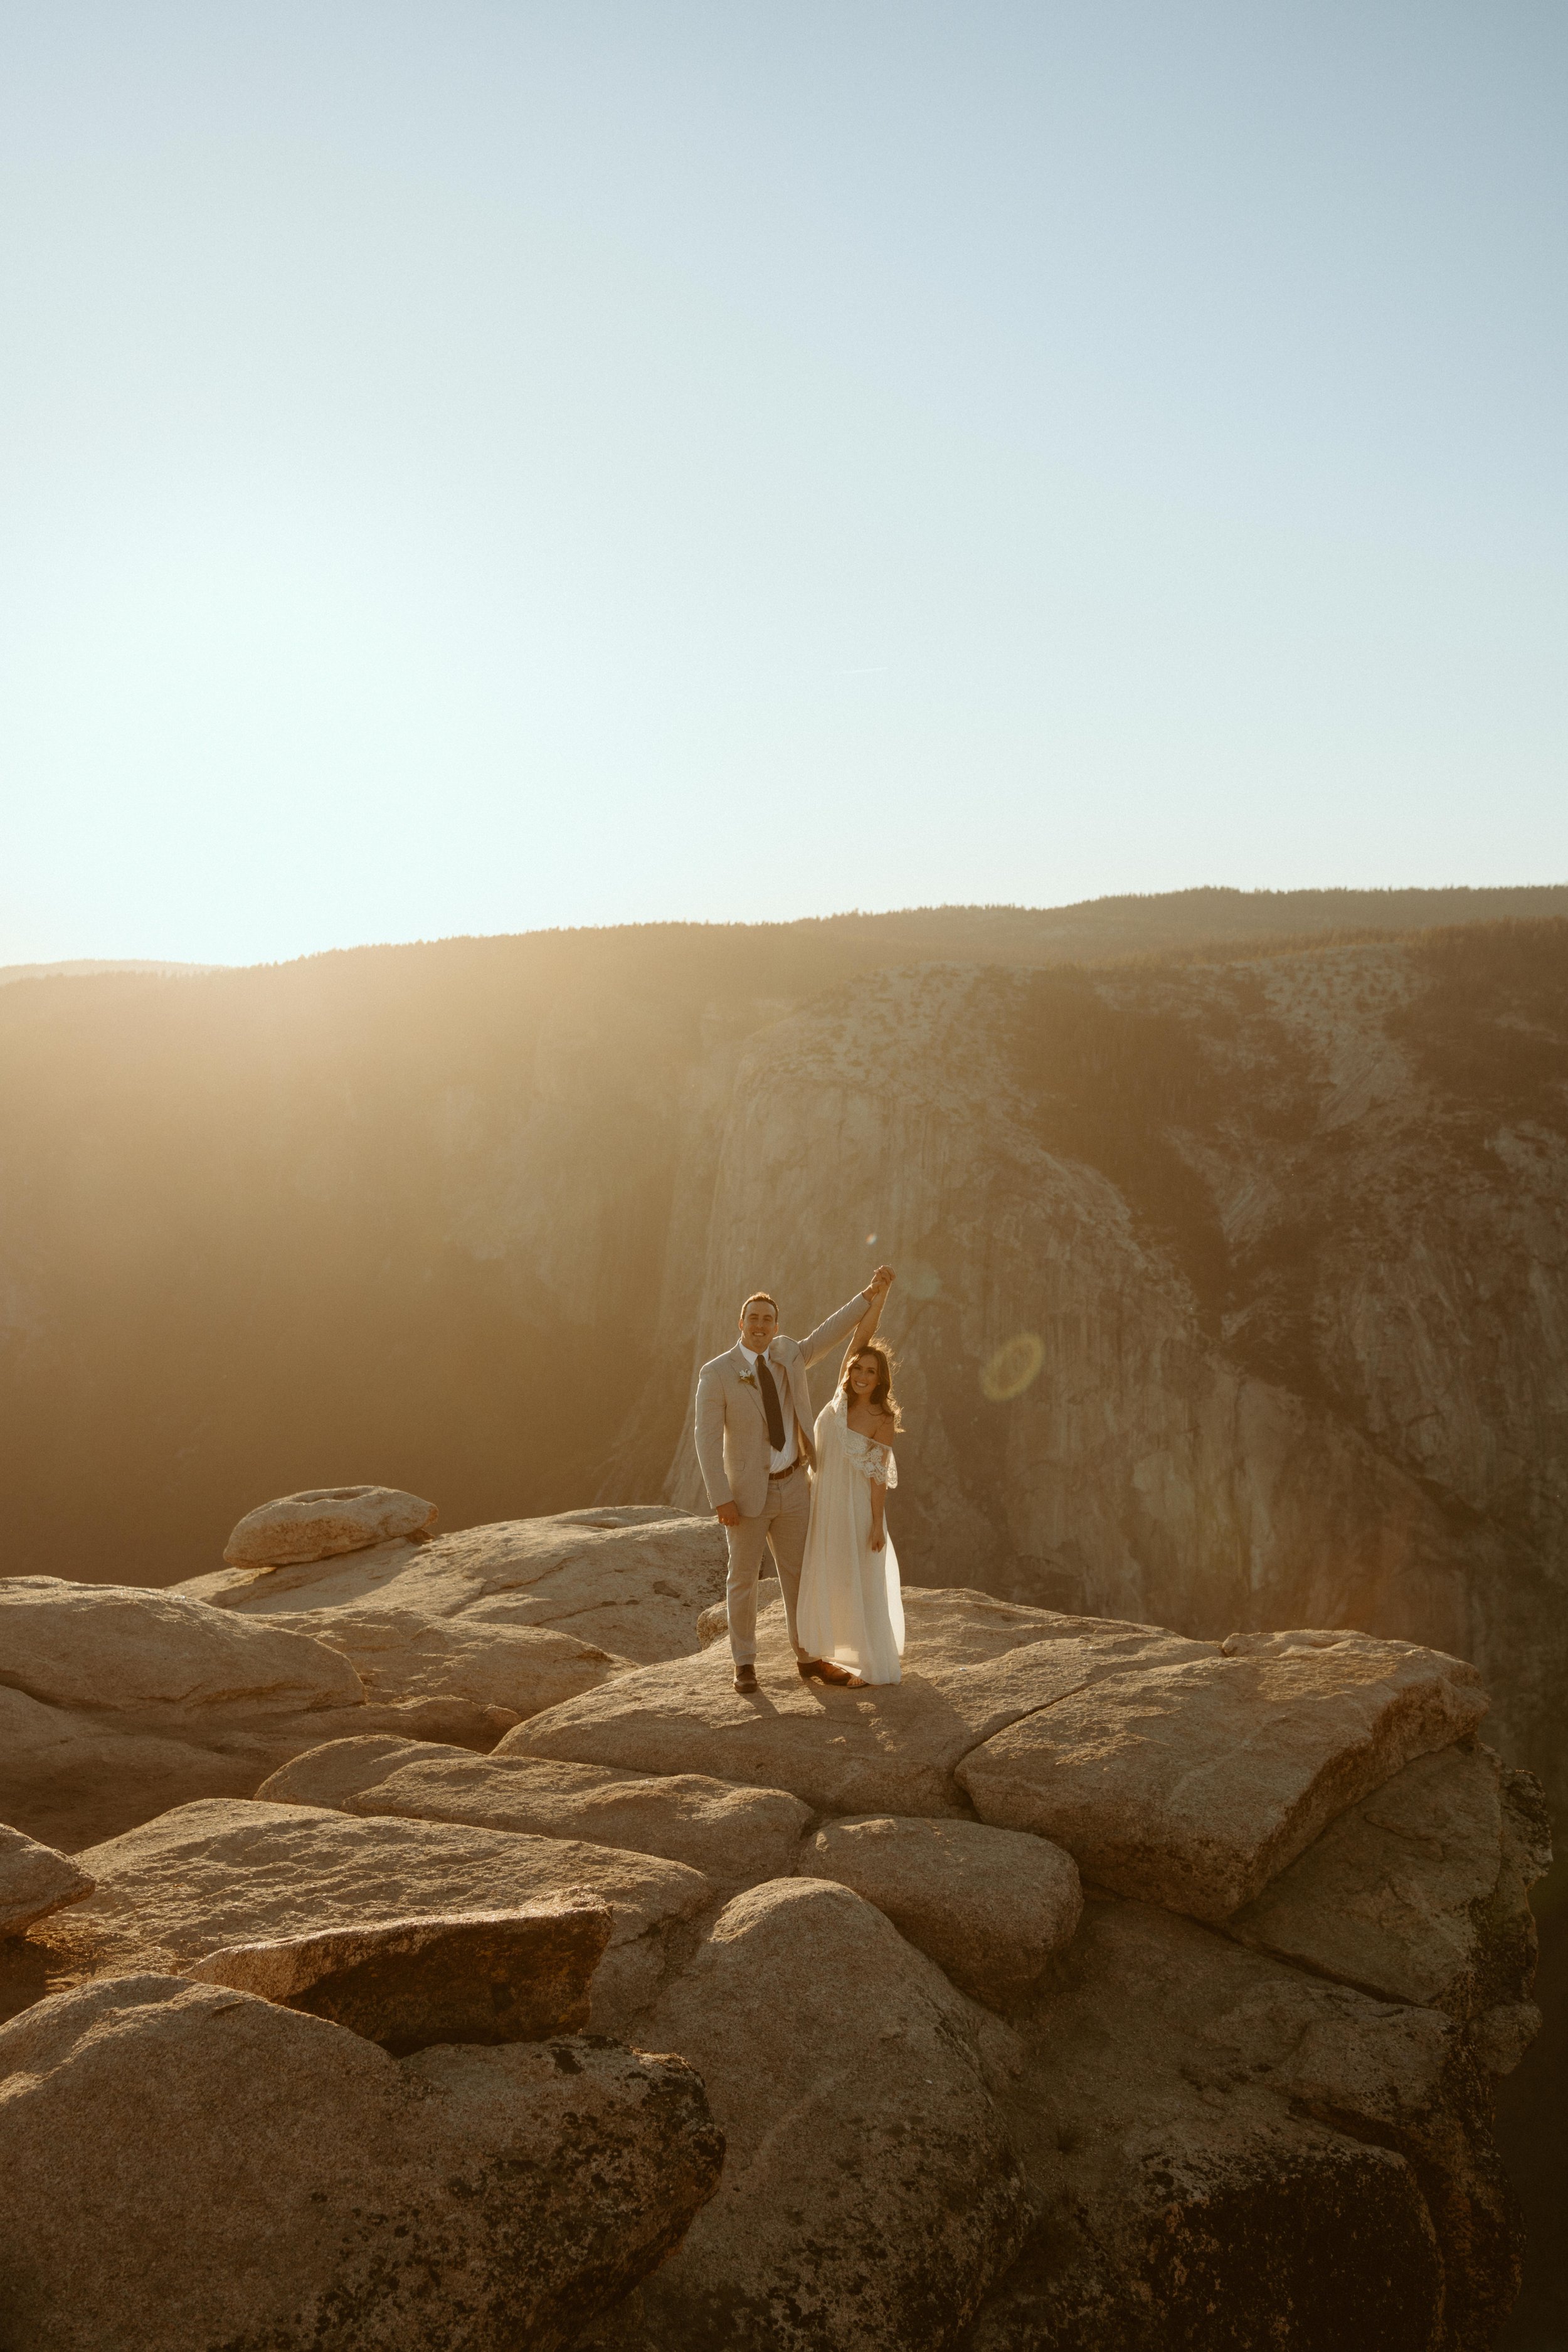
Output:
[3, 3, 1565, 965]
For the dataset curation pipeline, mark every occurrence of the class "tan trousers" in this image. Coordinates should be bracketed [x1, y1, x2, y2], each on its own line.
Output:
[724, 1465, 812, 1665]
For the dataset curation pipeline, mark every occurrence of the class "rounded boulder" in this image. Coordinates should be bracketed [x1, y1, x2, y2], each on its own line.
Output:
[798, 1812, 1083, 2008]
[224, 1486, 438, 1568]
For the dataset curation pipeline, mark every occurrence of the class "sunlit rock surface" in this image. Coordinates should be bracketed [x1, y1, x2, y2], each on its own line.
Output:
[0, 1537, 1549, 2347]
[67, 1796, 711, 2036]
[506, 1589, 1213, 1817]
[259, 1602, 634, 1718]
[223, 1483, 438, 1566]
[181, 1505, 729, 1664]
[0, 1575, 520, 1850]
[0, 1576, 364, 1712]
[263, 1734, 812, 1890]
[957, 1628, 1487, 1919]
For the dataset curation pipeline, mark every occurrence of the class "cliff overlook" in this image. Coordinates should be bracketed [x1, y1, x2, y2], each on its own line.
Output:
[3, 890, 1564, 1828]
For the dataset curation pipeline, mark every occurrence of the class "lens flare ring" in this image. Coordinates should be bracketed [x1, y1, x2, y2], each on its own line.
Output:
[980, 1331, 1044, 1402]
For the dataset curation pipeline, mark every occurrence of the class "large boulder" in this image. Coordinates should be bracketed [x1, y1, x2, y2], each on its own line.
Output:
[0, 1825, 94, 1937]
[0, 1560, 534, 1855]
[798, 1815, 1081, 2008]
[183, 1506, 729, 1665]
[223, 1484, 438, 1566]
[253, 1730, 457, 1810]
[0, 1577, 364, 1712]
[0, 1676, 514, 1855]
[1226, 1742, 1549, 2037]
[70, 1798, 714, 2032]
[263, 1603, 633, 1718]
[0, 1973, 722, 2352]
[965, 1897, 1521, 2352]
[261, 1735, 812, 1888]
[579, 1878, 1030, 2352]
[1, 1684, 262, 1855]
[188, 1897, 611, 2053]
[956, 1629, 1488, 1920]
[507, 1591, 1214, 1816]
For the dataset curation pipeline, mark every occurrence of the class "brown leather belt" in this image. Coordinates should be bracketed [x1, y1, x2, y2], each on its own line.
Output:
[768, 1463, 798, 1480]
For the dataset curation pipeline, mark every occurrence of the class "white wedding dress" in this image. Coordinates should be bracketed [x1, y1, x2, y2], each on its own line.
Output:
[796, 1390, 905, 1685]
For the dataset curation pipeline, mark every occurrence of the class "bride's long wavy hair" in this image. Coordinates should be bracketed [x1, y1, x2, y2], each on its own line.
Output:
[840, 1340, 903, 1431]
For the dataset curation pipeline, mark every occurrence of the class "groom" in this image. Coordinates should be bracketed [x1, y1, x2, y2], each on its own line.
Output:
[695, 1267, 894, 1693]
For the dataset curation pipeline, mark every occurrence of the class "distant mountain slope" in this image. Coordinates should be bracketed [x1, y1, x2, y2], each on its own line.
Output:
[0, 958, 222, 987]
[762, 882, 1568, 968]
[8, 882, 1564, 997]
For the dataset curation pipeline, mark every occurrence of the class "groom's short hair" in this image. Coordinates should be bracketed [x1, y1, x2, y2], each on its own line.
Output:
[741, 1293, 778, 1316]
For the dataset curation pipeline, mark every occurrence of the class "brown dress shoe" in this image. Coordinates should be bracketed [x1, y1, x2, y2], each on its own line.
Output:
[798, 1658, 863, 1688]
[733, 1663, 759, 1693]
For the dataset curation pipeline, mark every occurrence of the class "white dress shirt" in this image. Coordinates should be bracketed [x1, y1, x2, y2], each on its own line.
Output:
[740, 1343, 797, 1475]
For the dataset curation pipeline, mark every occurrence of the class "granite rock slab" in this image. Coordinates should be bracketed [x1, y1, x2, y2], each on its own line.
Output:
[263, 1734, 812, 1887]
[0, 1824, 95, 1938]
[188, 1896, 612, 2052]
[508, 1591, 1214, 1818]
[798, 1814, 1082, 2007]
[1224, 1741, 1539, 2023]
[966, 1895, 1521, 2352]
[265, 1603, 633, 1719]
[70, 1798, 712, 2033]
[181, 1506, 728, 1665]
[0, 1576, 363, 1714]
[957, 1629, 1487, 1920]
[0, 1681, 515, 1855]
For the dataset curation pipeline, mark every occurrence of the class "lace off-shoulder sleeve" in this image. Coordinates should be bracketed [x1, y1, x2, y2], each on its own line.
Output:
[852, 1438, 896, 1488]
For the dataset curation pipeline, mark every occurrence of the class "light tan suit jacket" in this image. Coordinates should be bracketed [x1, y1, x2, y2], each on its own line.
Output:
[694, 1295, 869, 1519]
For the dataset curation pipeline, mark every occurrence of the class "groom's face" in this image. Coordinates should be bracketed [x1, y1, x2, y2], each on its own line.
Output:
[739, 1300, 779, 1353]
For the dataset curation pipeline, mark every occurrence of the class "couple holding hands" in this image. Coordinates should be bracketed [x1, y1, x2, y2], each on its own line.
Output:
[694, 1265, 904, 1694]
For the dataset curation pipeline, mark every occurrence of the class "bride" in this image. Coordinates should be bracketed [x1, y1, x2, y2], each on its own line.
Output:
[796, 1276, 905, 1688]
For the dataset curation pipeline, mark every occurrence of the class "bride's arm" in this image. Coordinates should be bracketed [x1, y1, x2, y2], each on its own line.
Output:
[839, 1271, 892, 1383]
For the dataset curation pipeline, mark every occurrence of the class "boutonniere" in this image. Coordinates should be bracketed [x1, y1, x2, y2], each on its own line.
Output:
[739, 1371, 758, 1388]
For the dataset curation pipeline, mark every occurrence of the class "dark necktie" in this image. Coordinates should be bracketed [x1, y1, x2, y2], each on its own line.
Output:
[755, 1353, 786, 1451]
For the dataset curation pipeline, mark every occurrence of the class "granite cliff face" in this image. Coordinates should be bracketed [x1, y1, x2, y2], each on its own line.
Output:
[650, 929, 1568, 1828]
